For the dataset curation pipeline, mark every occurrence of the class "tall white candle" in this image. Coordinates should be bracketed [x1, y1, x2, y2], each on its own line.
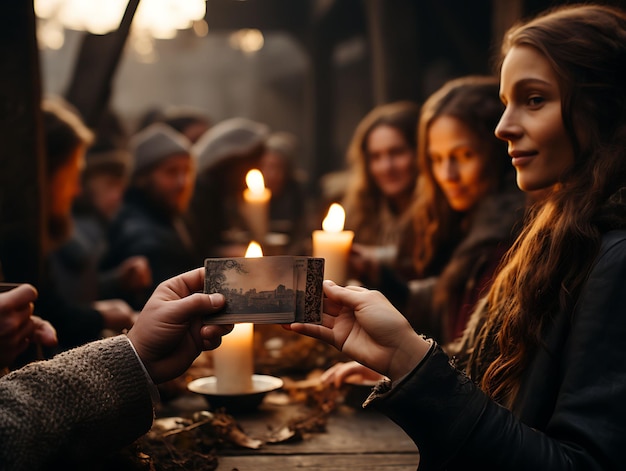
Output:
[213, 323, 254, 394]
[213, 241, 260, 394]
[312, 203, 354, 285]
[242, 169, 271, 243]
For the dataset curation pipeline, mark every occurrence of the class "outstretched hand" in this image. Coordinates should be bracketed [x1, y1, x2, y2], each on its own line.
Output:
[127, 267, 233, 384]
[286, 281, 431, 382]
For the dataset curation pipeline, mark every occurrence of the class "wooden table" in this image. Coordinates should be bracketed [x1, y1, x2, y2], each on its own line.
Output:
[163, 389, 421, 471]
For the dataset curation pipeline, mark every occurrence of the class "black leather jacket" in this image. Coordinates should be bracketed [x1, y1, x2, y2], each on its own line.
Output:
[370, 230, 626, 470]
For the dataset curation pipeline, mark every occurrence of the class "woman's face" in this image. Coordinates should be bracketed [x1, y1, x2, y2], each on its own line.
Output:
[427, 115, 494, 212]
[495, 45, 575, 191]
[366, 125, 416, 200]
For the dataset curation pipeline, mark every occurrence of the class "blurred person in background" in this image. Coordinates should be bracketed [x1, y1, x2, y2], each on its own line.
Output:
[49, 140, 151, 306]
[190, 117, 270, 257]
[102, 123, 198, 310]
[392, 76, 525, 344]
[340, 101, 421, 285]
[258, 131, 309, 254]
[27, 98, 136, 354]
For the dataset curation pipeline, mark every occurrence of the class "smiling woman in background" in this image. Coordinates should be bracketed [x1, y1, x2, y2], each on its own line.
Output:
[341, 101, 421, 284]
[395, 75, 526, 345]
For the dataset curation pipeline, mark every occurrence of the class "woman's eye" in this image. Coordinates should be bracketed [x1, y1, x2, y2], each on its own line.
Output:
[452, 149, 474, 161]
[528, 95, 544, 106]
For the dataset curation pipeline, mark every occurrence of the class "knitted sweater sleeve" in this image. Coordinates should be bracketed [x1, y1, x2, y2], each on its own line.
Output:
[0, 335, 155, 470]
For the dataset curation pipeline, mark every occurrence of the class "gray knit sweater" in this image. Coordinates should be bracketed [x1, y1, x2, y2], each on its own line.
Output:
[0, 336, 154, 470]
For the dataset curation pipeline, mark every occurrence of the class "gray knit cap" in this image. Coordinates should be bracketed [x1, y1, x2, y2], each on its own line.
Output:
[131, 123, 191, 176]
[193, 117, 270, 174]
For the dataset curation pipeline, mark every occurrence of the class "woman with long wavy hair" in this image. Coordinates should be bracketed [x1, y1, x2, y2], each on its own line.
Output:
[396, 75, 525, 344]
[340, 101, 420, 282]
[289, 4, 626, 469]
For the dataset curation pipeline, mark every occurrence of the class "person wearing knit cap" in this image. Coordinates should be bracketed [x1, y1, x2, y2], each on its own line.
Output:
[189, 117, 270, 257]
[101, 123, 199, 310]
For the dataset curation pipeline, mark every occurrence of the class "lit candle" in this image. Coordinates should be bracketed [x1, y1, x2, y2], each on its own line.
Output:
[242, 169, 271, 243]
[312, 203, 354, 285]
[212, 242, 260, 394]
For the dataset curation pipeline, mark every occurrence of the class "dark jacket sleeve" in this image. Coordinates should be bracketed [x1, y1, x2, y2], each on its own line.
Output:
[370, 232, 626, 470]
[0, 336, 154, 471]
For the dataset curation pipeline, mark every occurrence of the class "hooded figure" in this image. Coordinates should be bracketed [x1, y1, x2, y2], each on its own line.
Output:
[189, 117, 270, 257]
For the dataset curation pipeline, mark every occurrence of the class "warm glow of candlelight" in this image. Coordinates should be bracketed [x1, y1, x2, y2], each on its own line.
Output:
[322, 203, 346, 232]
[245, 241, 263, 258]
[245, 169, 266, 194]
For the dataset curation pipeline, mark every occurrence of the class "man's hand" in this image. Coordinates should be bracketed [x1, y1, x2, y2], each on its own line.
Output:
[127, 267, 233, 384]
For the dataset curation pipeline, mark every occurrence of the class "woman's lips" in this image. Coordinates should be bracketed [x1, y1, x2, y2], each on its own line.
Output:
[510, 150, 537, 167]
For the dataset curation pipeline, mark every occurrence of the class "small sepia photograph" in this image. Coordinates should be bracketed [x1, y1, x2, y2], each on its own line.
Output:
[204, 256, 296, 323]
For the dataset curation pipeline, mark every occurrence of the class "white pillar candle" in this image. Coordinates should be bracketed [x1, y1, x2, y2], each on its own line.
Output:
[213, 322, 254, 394]
[312, 203, 354, 285]
[213, 241, 260, 394]
[242, 169, 271, 243]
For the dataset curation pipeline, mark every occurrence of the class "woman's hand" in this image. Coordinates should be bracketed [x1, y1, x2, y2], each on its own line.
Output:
[321, 361, 385, 388]
[286, 280, 431, 381]
[127, 267, 233, 384]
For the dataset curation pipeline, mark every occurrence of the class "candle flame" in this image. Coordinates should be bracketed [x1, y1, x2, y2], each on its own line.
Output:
[322, 203, 346, 232]
[245, 169, 266, 194]
[245, 241, 263, 257]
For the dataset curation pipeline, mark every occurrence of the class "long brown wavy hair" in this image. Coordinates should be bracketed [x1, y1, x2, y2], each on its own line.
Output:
[469, 4, 626, 405]
[408, 76, 512, 278]
[342, 101, 420, 244]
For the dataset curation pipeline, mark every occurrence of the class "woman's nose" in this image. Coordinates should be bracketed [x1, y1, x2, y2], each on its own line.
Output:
[443, 159, 459, 180]
[495, 108, 521, 142]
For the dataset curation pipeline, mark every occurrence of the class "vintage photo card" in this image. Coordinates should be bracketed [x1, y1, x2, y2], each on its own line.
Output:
[203, 256, 324, 324]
